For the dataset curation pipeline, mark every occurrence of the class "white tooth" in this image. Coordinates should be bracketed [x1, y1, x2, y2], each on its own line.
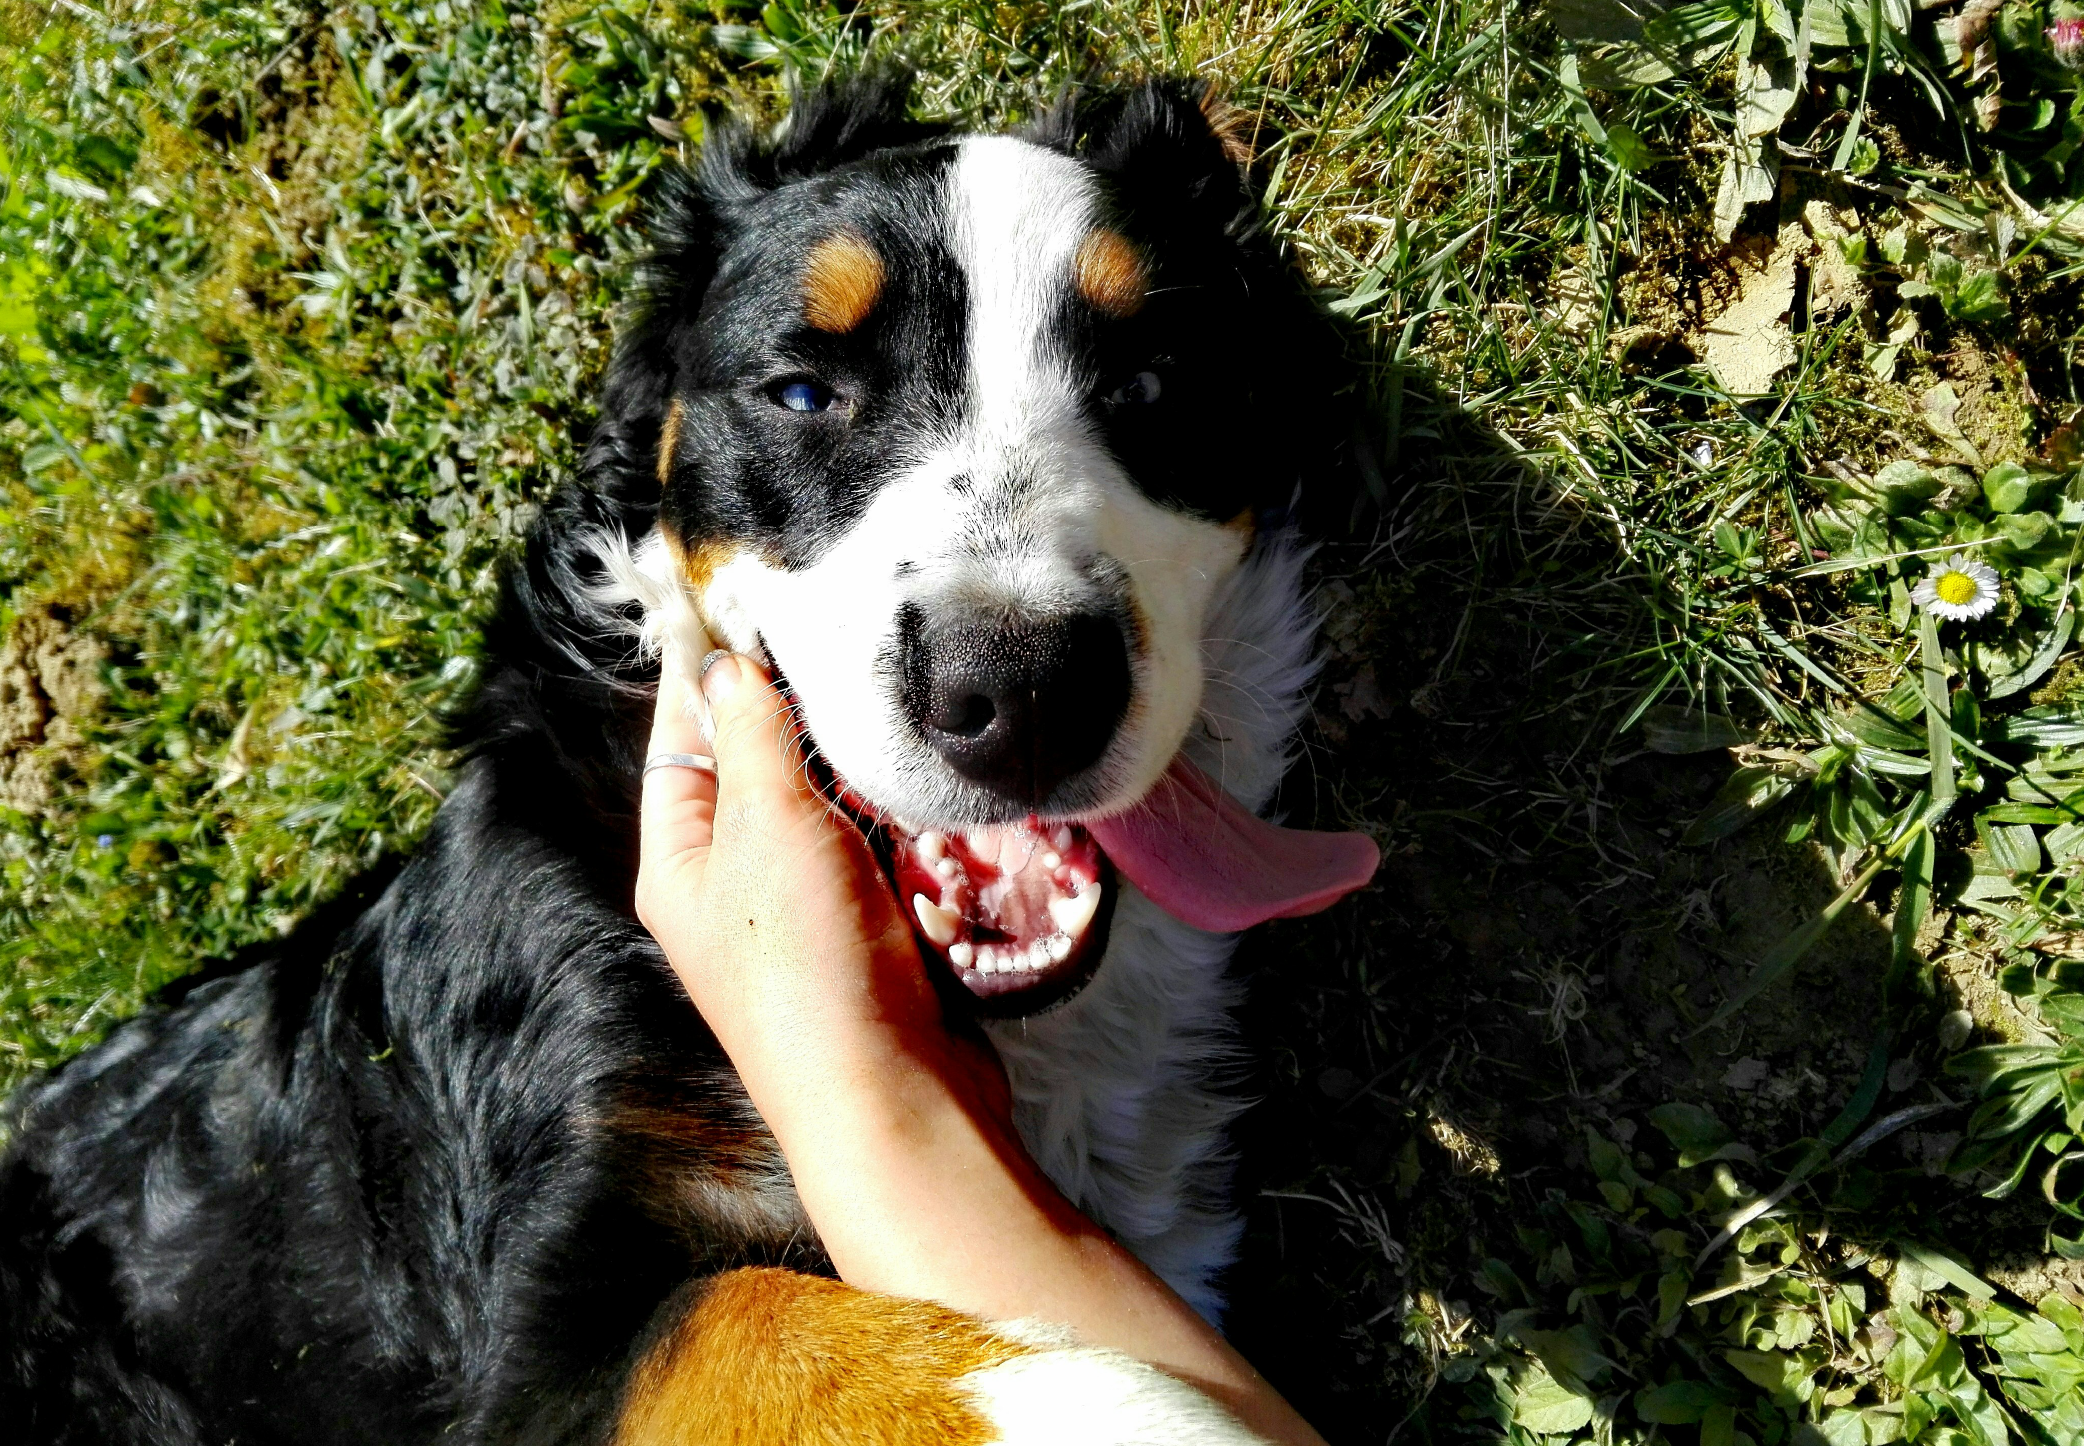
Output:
[1029, 942, 1051, 970]
[1041, 851, 1061, 870]
[918, 831, 946, 861]
[1052, 827, 1073, 851]
[948, 941, 974, 970]
[1049, 887, 1100, 937]
[912, 894, 960, 947]
[1048, 934, 1072, 962]
[935, 857, 957, 878]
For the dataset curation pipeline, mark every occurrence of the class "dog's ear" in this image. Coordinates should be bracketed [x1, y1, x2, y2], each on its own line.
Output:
[705, 68, 945, 195]
[767, 68, 946, 178]
[1039, 79, 1364, 530]
[580, 164, 720, 516]
[582, 70, 947, 510]
[1040, 78, 1264, 241]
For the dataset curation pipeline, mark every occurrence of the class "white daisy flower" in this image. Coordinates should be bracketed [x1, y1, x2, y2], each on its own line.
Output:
[1910, 555, 2000, 621]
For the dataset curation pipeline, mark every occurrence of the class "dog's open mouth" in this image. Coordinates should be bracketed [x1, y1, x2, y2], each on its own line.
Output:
[880, 815, 1115, 1012]
[827, 754, 1383, 1017]
[778, 647, 1384, 1015]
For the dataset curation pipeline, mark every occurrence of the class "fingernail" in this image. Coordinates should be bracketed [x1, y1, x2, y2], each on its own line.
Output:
[700, 650, 742, 702]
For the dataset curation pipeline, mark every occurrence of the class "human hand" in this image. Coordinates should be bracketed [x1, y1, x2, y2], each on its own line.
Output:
[634, 652, 1009, 1133]
[635, 652, 1324, 1446]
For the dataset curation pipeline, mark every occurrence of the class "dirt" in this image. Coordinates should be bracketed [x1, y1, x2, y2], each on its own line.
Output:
[1984, 1256, 2084, 1309]
[0, 604, 106, 815]
[1600, 178, 1874, 386]
[1899, 347, 2034, 470]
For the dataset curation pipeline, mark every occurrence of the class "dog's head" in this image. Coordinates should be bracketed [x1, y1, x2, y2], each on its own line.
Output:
[598, 75, 1366, 1011]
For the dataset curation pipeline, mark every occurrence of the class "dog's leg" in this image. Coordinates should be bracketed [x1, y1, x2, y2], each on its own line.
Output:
[612, 1267, 1269, 1446]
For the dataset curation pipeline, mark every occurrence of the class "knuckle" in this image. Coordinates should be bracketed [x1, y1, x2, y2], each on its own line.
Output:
[633, 873, 663, 928]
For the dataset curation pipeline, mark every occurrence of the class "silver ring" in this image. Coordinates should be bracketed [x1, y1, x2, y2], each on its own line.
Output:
[644, 752, 717, 777]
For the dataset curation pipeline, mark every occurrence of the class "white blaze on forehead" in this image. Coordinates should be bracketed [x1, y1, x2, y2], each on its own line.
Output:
[936, 136, 1246, 803]
[948, 135, 1101, 449]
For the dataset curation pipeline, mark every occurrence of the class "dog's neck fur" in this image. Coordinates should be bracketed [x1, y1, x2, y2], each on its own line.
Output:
[593, 530, 1317, 1318]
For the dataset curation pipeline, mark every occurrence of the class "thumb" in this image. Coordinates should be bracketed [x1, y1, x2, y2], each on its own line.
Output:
[698, 650, 927, 1008]
[635, 662, 720, 938]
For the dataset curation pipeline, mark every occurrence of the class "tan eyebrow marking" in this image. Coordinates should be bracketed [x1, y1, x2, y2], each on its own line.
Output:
[801, 231, 885, 333]
[657, 397, 684, 486]
[1072, 229, 1147, 318]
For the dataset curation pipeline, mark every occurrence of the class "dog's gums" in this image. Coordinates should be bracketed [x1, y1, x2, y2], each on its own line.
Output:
[888, 819, 1110, 1002]
[836, 750, 1383, 1016]
[783, 661, 1116, 1012]
[824, 770, 1114, 1012]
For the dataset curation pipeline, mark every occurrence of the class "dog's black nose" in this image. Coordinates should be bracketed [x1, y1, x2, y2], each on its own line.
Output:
[902, 613, 1132, 804]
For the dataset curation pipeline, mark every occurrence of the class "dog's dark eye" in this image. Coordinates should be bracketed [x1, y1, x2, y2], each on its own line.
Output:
[1106, 371, 1163, 407]
[776, 380, 839, 413]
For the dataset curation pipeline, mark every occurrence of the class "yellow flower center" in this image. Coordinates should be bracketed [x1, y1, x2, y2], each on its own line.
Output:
[1935, 571, 1980, 605]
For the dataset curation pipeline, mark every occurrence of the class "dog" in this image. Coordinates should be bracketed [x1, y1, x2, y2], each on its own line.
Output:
[0, 73, 1376, 1444]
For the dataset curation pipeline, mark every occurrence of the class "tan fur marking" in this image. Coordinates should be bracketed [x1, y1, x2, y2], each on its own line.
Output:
[657, 399, 685, 486]
[601, 1091, 807, 1247]
[1073, 230, 1148, 318]
[614, 1267, 1032, 1446]
[802, 231, 885, 333]
[1198, 89, 1260, 167]
[659, 528, 730, 605]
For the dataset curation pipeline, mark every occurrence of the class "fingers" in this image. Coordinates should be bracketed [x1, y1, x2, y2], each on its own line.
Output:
[699, 652, 830, 833]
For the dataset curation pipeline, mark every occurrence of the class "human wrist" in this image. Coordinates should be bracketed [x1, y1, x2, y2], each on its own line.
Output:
[769, 1050, 1096, 1299]
[740, 1023, 1011, 1166]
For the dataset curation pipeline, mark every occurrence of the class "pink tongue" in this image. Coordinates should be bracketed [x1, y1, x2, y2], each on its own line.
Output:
[1088, 759, 1380, 933]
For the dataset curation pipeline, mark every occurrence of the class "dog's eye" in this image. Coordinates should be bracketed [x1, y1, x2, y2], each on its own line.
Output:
[776, 380, 839, 413]
[1106, 370, 1163, 407]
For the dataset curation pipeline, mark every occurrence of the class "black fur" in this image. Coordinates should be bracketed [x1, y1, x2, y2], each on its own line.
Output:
[0, 73, 1341, 1443]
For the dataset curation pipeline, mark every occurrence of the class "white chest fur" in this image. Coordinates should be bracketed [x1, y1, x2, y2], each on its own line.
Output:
[987, 539, 1316, 1321]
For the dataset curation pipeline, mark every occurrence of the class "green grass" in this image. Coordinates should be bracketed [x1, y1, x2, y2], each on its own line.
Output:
[9, 1, 2084, 1442]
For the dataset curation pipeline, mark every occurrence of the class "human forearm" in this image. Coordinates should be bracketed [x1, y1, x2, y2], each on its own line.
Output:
[756, 1040, 1329, 1446]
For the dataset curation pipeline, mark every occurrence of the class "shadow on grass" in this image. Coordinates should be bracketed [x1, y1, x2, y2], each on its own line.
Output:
[1211, 370, 2017, 1441]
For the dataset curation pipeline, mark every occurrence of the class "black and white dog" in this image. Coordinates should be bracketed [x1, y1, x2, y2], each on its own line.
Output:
[0, 74, 1373, 1444]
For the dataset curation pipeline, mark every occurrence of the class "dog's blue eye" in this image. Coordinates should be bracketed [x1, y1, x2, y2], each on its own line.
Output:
[1107, 370, 1163, 407]
[777, 381, 837, 413]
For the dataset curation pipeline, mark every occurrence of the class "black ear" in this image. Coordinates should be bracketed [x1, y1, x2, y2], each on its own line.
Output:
[579, 163, 720, 516]
[1041, 78, 1262, 240]
[702, 67, 947, 195]
[581, 70, 949, 509]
